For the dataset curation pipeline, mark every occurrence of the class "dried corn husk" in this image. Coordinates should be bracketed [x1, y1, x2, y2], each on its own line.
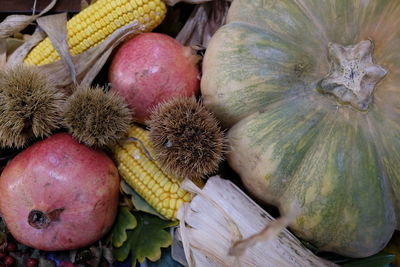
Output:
[176, 0, 231, 48]
[0, 0, 57, 39]
[164, 0, 212, 6]
[0, 39, 5, 67]
[81, 0, 90, 9]
[6, 30, 47, 67]
[36, 13, 77, 85]
[165, 0, 231, 48]
[80, 0, 99, 11]
[0, 0, 57, 69]
[32, 19, 141, 90]
[176, 176, 337, 267]
[1, 0, 142, 91]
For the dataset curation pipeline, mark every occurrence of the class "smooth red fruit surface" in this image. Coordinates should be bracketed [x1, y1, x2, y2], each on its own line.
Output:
[0, 133, 120, 251]
[0, 252, 6, 259]
[25, 258, 38, 267]
[59, 261, 74, 267]
[3, 256, 14, 266]
[109, 32, 200, 124]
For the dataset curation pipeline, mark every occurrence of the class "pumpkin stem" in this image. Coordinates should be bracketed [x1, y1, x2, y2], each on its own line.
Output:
[28, 208, 64, 229]
[318, 39, 387, 111]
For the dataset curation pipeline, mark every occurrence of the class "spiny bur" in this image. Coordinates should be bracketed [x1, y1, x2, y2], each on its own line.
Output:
[0, 65, 65, 148]
[63, 85, 133, 147]
[147, 97, 227, 181]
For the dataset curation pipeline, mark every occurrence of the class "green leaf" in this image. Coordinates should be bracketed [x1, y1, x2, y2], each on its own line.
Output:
[111, 206, 137, 248]
[120, 180, 166, 219]
[342, 253, 395, 267]
[113, 212, 178, 264]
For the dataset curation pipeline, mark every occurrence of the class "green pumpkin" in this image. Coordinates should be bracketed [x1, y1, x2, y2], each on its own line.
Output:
[201, 0, 400, 258]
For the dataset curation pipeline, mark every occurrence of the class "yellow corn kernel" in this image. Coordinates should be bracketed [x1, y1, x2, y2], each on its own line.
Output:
[159, 192, 169, 201]
[164, 182, 172, 192]
[176, 199, 183, 209]
[155, 188, 163, 197]
[159, 177, 168, 187]
[163, 199, 170, 208]
[165, 210, 173, 219]
[170, 183, 179, 194]
[24, 0, 167, 66]
[151, 184, 161, 194]
[183, 194, 192, 202]
[169, 199, 176, 209]
[112, 125, 193, 221]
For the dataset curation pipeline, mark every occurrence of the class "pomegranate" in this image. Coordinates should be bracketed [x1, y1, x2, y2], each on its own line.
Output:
[108, 32, 200, 124]
[0, 133, 120, 251]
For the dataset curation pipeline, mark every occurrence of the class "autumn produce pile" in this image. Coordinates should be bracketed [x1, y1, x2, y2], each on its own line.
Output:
[0, 0, 399, 266]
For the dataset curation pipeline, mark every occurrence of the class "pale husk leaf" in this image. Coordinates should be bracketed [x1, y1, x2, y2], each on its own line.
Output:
[228, 202, 300, 258]
[81, 0, 98, 9]
[6, 29, 46, 67]
[5, 5, 140, 91]
[5, 37, 25, 55]
[176, 0, 231, 48]
[36, 13, 77, 85]
[171, 227, 189, 266]
[81, 0, 90, 10]
[164, 0, 219, 6]
[0, 39, 6, 68]
[176, 176, 337, 267]
[36, 21, 141, 92]
[0, 0, 57, 39]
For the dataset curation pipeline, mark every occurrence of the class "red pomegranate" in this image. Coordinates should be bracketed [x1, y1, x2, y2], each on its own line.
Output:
[108, 32, 200, 124]
[0, 133, 120, 251]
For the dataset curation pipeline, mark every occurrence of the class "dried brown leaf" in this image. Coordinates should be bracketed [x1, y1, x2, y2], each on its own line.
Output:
[102, 245, 115, 264]
[89, 246, 102, 267]
[164, 0, 213, 6]
[0, 15, 36, 39]
[69, 249, 78, 263]
[6, 29, 46, 67]
[228, 203, 300, 258]
[81, 0, 98, 9]
[0, 39, 6, 68]
[37, 21, 141, 91]
[0, 0, 57, 39]
[176, 0, 231, 47]
[36, 13, 77, 85]
[81, 0, 90, 10]
[6, 38, 24, 55]
[78, 43, 114, 88]
[177, 177, 337, 267]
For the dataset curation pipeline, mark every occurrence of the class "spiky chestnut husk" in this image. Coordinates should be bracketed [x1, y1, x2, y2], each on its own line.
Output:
[0, 65, 65, 148]
[147, 97, 226, 181]
[63, 86, 133, 147]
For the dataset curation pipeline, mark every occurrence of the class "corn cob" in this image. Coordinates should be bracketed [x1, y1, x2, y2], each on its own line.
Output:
[24, 0, 167, 66]
[112, 125, 192, 220]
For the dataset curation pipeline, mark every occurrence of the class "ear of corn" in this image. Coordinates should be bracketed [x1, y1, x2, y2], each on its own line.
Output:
[112, 125, 192, 220]
[24, 0, 167, 66]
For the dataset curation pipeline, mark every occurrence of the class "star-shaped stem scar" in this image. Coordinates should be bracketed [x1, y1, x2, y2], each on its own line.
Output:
[319, 39, 387, 111]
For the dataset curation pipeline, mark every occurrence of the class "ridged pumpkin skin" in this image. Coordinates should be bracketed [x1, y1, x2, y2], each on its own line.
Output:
[201, 0, 400, 258]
